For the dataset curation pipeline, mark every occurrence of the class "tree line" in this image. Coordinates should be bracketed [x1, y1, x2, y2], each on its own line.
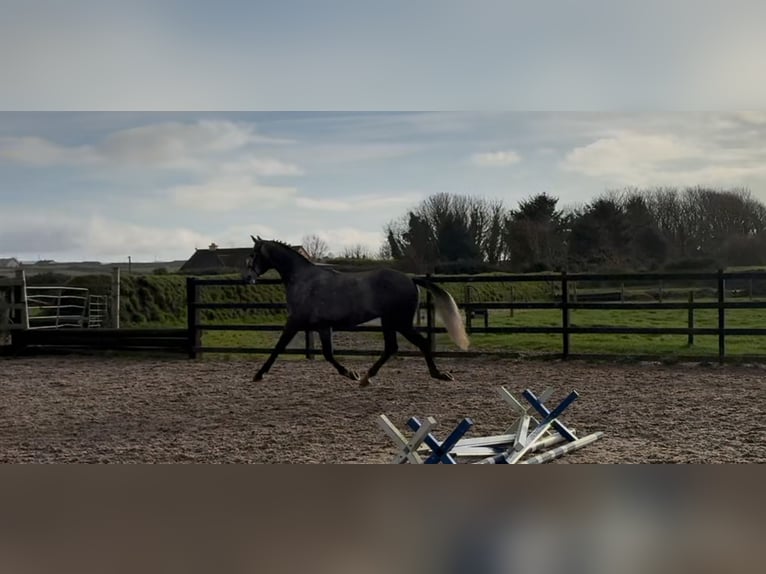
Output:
[371, 187, 766, 273]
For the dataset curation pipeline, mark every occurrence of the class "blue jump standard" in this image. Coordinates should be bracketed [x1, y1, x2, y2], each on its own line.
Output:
[522, 389, 579, 442]
[480, 390, 580, 464]
[406, 416, 474, 464]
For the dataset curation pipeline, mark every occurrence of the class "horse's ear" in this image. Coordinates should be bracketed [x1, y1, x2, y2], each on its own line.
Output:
[257, 235, 262, 240]
[251, 235, 257, 243]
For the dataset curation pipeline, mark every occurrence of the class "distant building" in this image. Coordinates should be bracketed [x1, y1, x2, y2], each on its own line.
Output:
[180, 243, 311, 274]
[0, 257, 20, 269]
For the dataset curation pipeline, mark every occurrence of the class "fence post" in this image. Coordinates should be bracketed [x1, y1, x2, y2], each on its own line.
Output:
[509, 284, 514, 318]
[0, 284, 7, 340]
[561, 271, 570, 359]
[426, 275, 436, 353]
[186, 277, 201, 359]
[15, 269, 29, 329]
[687, 291, 695, 347]
[717, 269, 725, 364]
[110, 266, 120, 329]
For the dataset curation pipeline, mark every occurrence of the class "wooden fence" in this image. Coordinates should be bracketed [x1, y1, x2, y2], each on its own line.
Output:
[187, 270, 766, 363]
[7, 269, 766, 360]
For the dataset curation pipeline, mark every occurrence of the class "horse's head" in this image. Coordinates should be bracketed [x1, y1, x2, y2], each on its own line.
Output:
[244, 235, 273, 284]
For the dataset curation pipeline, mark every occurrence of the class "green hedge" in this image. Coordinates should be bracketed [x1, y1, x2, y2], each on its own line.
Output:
[19, 270, 556, 327]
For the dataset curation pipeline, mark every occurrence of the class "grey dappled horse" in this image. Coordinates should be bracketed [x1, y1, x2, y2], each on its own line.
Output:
[245, 236, 469, 386]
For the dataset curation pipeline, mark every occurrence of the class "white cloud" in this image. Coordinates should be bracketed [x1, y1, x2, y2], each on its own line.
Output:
[294, 193, 419, 212]
[0, 120, 297, 175]
[0, 136, 99, 166]
[0, 211, 211, 261]
[295, 197, 351, 211]
[83, 216, 211, 258]
[170, 176, 298, 212]
[213, 224, 279, 248]
[733, 111, 766, 126]
[220, 156, 303, 177]
[97, 120, 257, 168]
[470, 150, 522, 167]
[560, 131, 703, 186]
[560, 129, 766, 189]
[303, 143, 422, 164]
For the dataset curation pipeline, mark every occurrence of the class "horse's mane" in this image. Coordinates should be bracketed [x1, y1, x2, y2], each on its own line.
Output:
[263, 238, 312, 263]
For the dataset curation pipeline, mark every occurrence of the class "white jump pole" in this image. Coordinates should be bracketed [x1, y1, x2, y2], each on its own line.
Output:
[519, 432, 604, 464]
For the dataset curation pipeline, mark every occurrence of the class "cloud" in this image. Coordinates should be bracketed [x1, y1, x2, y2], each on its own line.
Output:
[470, 150, 522, 167]
[0, 136, 98, 166]
[294, 194, 419, 212]
[220, 157, 303, 177]
[733, 111, 766, 126]
[0, 212, 211, 261]
[560, 131, 703, 185]
[560, 129, 766, 189]
[170, 176, 298, 212]
[97, 120, 259, 168]
[213, 224, 280, 247]
[0, 120, 296, 174]
[303, 143, 422, 164]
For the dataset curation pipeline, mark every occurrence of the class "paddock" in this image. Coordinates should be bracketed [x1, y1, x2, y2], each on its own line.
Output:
[0, 355, 763, 463]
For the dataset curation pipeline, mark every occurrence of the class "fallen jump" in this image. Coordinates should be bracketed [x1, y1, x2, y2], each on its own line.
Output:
[378, 386, 604, 464]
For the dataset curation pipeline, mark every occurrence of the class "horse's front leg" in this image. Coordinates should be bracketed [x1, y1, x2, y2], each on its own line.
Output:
[253, 323, 299, 381]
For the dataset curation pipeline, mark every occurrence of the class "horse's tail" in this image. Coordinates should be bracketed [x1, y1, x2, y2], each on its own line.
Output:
[412, 278, 470, 350]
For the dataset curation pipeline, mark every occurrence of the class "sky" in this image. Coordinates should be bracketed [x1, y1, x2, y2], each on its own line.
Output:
[1, 1, 765, 262]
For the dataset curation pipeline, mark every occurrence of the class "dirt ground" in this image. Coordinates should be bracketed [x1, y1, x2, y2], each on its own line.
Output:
[0, 354, 764, 463]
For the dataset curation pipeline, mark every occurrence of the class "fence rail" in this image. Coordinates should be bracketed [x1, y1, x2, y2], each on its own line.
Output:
[10, 327, 189, 355]
[186, 269, 766, 363]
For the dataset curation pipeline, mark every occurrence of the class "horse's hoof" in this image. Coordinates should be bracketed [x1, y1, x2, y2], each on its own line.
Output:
[253, 373, 264, 382]
[346, 370, 361, 381]
[434, 372, 455, 381]
[359, 375, 372, 387]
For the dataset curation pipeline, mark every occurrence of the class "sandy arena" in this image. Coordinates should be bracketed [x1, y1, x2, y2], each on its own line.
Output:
[0, 355, 764, 463]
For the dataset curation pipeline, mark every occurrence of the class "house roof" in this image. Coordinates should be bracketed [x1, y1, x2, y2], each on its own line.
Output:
[179, 248, 250, 273]
[180, 245, 310, 273]
[0, 257, 20, 267]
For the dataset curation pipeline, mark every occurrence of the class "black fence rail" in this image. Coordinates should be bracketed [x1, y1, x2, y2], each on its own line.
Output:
[8, 327, 189, 355]
[187, 270, 766, 363]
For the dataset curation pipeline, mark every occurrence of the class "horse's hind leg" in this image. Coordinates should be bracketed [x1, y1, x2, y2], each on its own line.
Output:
[318, 328, 360, 381]
[359, 328, 398, 387]
[397, 325, 454, 381]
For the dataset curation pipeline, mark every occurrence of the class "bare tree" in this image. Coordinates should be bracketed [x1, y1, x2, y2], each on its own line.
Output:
[301, 234, 329, 260]
[341, 244, 372, 259]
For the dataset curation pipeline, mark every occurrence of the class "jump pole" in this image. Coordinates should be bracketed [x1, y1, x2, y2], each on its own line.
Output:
[519, 432, 604, 464]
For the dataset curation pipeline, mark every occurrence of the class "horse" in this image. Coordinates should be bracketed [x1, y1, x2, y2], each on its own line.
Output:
[244, 235, 469, 386]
